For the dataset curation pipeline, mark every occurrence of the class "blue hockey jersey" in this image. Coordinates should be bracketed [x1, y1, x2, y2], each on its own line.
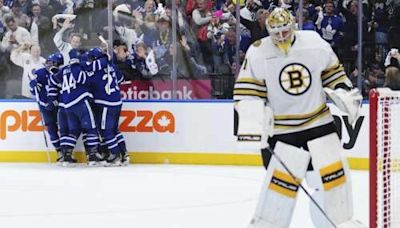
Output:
[30, 68, 52, 107]
[48, 63, 92, 108]
[86, 57, 123, 107]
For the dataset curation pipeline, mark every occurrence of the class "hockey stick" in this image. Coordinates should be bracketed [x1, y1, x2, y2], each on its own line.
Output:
[265, 146, 338, 228]
[28, 75, 52, 164]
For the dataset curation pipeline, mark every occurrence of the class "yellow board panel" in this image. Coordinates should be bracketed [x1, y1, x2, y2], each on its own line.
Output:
[0, 151, 369, 170]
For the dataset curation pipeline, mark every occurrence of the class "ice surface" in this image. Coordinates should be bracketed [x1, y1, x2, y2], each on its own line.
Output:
[0, 164, 368, 228]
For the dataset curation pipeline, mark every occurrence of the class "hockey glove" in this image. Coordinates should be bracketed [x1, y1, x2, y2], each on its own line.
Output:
[29, 79, 42, 92]
[45, 100, 58, 111]
[236, 100, 274, 148]
[324, 88, 362, 125]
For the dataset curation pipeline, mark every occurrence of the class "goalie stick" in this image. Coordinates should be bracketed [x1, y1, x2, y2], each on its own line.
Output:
[265, 146, 338, 228]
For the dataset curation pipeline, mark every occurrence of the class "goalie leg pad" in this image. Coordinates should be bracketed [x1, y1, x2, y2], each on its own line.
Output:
[250, 142, 310, 228]
[307, 133, 354, 226]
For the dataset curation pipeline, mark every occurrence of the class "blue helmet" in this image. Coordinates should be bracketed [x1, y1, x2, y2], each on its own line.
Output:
[87, 47, 107, 61]
[46, 53, 64, 67]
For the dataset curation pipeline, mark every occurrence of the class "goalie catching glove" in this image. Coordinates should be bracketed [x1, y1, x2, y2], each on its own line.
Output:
[324, 88, 362, 125]
[236, 100, 274, 148]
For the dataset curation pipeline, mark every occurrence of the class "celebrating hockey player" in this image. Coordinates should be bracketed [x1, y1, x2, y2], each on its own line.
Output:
[85, 47, 129, 166]
[29, 53, 63, 163]
[234, 8, 365, 228]
[48, 49, 104, 166]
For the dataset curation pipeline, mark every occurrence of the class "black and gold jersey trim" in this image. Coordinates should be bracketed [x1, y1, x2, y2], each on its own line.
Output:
[235, 78, 266, 87]
[234, 77, 268, 101]
[274, 104, 330, 129]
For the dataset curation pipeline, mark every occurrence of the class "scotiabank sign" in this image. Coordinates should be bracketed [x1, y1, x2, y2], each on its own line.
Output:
[119, 79, 212, 100]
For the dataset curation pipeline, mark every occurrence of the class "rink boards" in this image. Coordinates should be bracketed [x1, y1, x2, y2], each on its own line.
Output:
[0, 100, 369, 170]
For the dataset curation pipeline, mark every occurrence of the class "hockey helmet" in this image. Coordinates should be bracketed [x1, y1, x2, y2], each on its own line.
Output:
[46, 53, 63, 74]
[87, 47, 106, 62]
[265, 7, 296, 54]
[46, 53, 64, 67]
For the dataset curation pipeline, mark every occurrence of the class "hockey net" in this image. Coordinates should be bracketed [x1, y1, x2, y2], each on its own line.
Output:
[370, 88, 400, 228]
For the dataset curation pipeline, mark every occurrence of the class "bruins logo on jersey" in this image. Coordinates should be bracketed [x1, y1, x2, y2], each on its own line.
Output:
[279, 63, 311, 95]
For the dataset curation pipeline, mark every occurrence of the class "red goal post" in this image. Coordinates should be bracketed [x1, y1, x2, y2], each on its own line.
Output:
[369, 88, 400, 228]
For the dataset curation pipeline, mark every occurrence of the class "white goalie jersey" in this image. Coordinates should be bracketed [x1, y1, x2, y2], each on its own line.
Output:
[234, 30, 352, 135]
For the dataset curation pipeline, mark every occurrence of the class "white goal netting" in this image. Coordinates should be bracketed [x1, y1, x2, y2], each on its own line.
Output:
[371, 88, 400, 228]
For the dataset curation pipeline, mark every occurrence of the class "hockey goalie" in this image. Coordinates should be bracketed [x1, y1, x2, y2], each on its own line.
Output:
[234, 7, 365, 228]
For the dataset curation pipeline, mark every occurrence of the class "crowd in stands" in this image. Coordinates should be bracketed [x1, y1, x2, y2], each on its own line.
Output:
[0, 0, 400, 99]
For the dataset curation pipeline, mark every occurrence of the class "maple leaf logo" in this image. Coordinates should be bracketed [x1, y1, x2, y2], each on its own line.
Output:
[157, 115, 171, 128]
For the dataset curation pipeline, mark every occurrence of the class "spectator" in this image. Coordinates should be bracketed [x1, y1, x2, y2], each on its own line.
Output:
[8, 1, 30, 28]
[340, 0, 370, 68]
[130, 42, 158, 78]
[233, 7, 269, 43]
[316, 0, 343, 49]
[1, 15, 31, 52]
[220, 27, 250, 71]
[371, 0, 390, 64]
[207, 10, 229, 70]
[384, 64, 400, 90]
[29, 3, 50, 29]
[28, 3, 52, 54]
[364, 63, 385, 95]
[297, 8, 315, 31]
[18, 0, 32, 15]
[2, 0, 13, 8]
[191, 0, 213, 68]
[53, 17, 82, 65]
[143, 0, 155, 17]
[0, 0, 11, 20]
[10, 42, 45, 97]
[388, 4, 400, 49]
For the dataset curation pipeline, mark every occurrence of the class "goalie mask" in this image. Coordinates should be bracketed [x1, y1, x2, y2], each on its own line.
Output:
[265, 7, 296, 54]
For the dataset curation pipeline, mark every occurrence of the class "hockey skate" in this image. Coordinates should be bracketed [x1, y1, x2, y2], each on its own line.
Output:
[106, 153, 122, 167]
[61, 148, 76, 167]
[56, 149, 64, 166]
[120, 151, 130, 166]
[87, 148, 107, 167]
